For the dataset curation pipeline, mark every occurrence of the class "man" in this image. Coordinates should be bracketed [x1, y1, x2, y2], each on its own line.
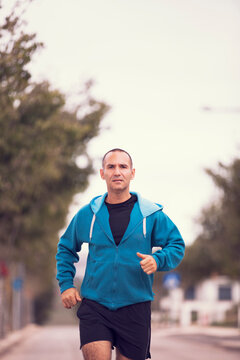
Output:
[56, 148, 185, 360]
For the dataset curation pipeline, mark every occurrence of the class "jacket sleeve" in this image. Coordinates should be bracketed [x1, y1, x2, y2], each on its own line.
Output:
[151, 211, 185, 271]
[56, 213, 82, 293]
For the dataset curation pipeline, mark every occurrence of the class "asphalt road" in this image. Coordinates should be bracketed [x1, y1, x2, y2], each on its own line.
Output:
[1, 325, 240, 360]
[151, 328, 240, 360]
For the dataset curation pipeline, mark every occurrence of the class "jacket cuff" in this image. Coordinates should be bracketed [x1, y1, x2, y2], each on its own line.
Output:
[60, 281, 76, 294]
[152, 253, 163, 271]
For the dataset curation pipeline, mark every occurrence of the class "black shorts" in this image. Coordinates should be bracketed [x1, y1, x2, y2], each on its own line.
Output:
[77, 298, 151, 360]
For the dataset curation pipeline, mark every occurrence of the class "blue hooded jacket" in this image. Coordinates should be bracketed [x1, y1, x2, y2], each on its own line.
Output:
[56, 192, 185, 310]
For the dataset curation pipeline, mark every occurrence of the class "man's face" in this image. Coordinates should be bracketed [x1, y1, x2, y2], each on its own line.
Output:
[100, 151, 135, 193]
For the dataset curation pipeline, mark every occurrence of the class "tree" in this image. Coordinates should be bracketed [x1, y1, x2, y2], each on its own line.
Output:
[179, 157, 240, 287]
[0, 1, 110, 321]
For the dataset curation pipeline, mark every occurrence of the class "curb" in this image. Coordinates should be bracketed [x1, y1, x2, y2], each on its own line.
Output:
[0, 324, 39, 356]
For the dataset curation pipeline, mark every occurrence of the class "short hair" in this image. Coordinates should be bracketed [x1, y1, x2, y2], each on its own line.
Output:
[102, 148, 133, 168]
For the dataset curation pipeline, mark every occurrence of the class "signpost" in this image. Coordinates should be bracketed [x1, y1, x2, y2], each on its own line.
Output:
[163, 272, 181, 290]
[12, 270, 24, 331]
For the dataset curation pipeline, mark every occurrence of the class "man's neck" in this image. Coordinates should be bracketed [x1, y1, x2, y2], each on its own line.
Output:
[105, 191, 131, 204]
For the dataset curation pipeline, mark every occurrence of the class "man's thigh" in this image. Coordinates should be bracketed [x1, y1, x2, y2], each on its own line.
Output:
[78, 299, 114, 349]
[82, 340, 112, 360]
[116, 347, 132, 360]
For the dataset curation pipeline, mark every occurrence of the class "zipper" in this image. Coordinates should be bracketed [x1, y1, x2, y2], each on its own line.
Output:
[112, 246, 119, 308]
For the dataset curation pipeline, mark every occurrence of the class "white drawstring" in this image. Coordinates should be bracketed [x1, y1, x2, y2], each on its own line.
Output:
[89, 214, 96, 241]
[143, 217, 146, 238]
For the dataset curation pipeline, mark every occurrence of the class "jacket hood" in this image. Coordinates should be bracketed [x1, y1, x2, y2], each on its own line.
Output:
[90, 191, 163, 218]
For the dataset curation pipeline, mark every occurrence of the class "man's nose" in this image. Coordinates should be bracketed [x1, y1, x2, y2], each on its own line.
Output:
[114, 166, 121, 175]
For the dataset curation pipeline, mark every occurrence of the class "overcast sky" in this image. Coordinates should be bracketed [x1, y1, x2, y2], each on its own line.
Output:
[3, 0, 240, 250]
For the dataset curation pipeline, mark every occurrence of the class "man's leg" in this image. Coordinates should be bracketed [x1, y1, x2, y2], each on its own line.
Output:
[116, 348, 132, 360]
[82, 340, 112, 360]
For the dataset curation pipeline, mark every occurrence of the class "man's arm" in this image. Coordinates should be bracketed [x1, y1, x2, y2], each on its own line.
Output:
[150, 211, 185, 271]
[56, 213, 82, 305]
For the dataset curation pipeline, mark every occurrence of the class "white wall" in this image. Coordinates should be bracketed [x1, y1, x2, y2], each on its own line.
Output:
[160, 276, 240, 326]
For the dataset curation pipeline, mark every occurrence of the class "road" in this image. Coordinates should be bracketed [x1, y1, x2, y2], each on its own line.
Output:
[1, 325, 240, 360]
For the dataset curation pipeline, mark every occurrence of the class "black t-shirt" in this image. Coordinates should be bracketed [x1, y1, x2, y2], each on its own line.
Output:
[105, 194, 137, 246]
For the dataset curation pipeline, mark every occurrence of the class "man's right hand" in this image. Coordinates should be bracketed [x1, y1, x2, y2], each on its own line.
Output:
[61, 288, 81, 309]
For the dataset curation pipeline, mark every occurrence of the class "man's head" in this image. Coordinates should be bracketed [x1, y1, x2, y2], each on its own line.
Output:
[102, 148, 133, 169]
[100, 149, 135, 194]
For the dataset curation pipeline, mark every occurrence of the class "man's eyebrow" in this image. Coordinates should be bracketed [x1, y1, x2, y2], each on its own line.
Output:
[106, 163, 129, 167]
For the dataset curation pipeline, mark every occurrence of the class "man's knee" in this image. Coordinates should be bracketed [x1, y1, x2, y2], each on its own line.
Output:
[82, 340, 112, 360]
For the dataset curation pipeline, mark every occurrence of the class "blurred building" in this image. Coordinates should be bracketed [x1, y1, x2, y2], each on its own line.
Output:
[160, 275, 240, 327]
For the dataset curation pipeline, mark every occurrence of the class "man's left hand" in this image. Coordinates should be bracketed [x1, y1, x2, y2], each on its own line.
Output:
[137, 252, 157, 274]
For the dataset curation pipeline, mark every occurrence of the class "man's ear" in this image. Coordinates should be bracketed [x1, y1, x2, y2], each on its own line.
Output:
[131, 168, 135, 180]
[100, 168, 105, 179]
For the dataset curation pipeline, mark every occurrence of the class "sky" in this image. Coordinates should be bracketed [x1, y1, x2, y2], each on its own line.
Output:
[3, 0, 240, 253]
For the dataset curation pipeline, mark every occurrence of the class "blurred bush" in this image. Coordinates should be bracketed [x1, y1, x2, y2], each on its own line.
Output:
[179, 157, 240, 287]
[0, 0, 110, 328]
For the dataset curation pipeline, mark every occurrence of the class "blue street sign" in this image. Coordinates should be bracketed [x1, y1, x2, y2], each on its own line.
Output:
[163, 272, 181, 289]
[12, 277, 24, 291]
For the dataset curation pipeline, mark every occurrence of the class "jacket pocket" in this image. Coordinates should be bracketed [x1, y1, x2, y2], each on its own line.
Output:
[85, 260, 114, 301]
[116, 262, 152, 302]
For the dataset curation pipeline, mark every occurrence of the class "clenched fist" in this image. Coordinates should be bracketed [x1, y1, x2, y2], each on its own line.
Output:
[61, 288, 81, 309]
[137, 252, 157, 275]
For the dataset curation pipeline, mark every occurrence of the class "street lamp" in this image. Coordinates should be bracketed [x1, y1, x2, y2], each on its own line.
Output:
[201, 106, 240, 113]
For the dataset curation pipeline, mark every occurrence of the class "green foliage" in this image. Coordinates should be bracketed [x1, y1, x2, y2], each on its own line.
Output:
[0, 2, 110, 297]
[179, 158, 240, 287]
[33, 285, 55, 325]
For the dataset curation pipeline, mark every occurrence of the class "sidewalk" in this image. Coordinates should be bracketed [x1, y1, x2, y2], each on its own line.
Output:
[0, 324, 39, 356]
